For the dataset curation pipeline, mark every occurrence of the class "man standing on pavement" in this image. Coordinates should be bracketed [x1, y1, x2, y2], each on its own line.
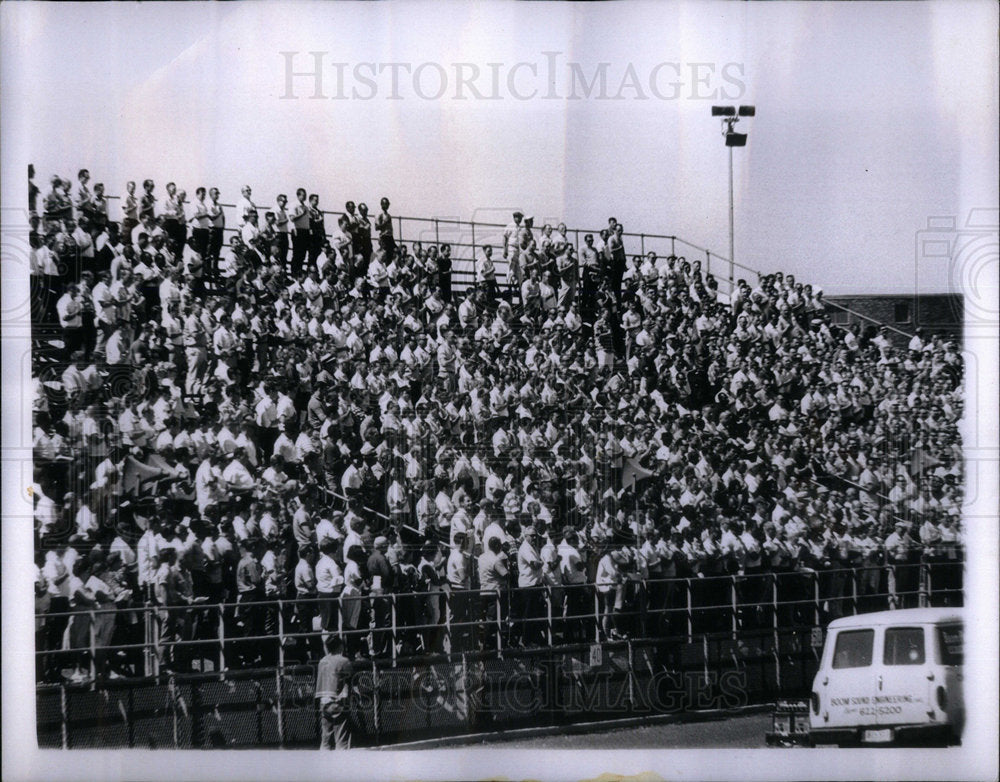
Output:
[315, 634, 353, 750]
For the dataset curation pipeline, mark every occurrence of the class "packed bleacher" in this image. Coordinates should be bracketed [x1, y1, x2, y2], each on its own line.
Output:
[29, 169, 964, 683]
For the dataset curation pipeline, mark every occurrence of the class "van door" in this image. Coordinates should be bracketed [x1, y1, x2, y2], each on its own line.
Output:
[878, 625, 931, 726]
[821, 628, 877, 730]
[935, 623, 964, 732]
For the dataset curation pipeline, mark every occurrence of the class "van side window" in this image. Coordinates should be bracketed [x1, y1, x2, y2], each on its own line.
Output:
[832, 629, 874, 668]
[884, 627, 925, 665]
[937, 624, 963, 665]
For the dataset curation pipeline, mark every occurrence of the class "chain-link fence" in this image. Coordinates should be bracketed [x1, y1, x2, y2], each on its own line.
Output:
[38, 630, 820, 749]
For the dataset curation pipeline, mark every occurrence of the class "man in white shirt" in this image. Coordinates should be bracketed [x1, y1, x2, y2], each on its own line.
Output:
[236, 185, 256, 225]
[446, 531, 473, 651]
[514, 526, 544, 646]
[315, 540, 344, 631]
[91, 271, 116, 355]
[222, 449, 254, 493]
[558, 527, 589, 643]
[240, 209, 261, 247]
[56, 284, 84, 358]
[273, 194, 291, 268]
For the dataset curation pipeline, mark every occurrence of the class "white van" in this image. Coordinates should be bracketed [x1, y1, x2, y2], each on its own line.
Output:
[809, 607, 964, 746]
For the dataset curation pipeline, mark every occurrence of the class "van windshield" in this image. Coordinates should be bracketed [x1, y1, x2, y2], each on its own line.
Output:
[832, 629, 874, 669]
[937, 624, 963, 665]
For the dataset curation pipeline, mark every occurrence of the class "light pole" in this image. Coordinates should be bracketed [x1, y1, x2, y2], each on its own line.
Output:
[711, 104, 755, 288]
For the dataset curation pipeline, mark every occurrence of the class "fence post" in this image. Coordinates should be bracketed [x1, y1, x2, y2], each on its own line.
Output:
[924, 560, 934, 606]
[144, 604, 153, 676]
[89, 610, 98, 682]
[276, 667, 285, 748]
[434, 218, 440, 246]
[254, 681, 264, 746]
[277, 599, 285, 670]
[771, 574, 781, 690]
[190, 679, 203, 748]
[461, 652, 470, 734]
[670, 236, 676, 256]
[851, 569, 859, 615]
[771, 573, 778, 634]
[626, 640, 635, 712]
[390, 594, 398, 666]
[813, 572, 821, 626]
[639, 579, 648, 638]
[888, 563, 897, 609]
[61, 683, 69, 749]
[372, 660, 381, 746]
[731, 576, 738, 640]
[444, 589, 452, 653]
[127, 686, 135, 748]
[545, 586, 553, 647]
[152, 605, 161, 677]
[496, 590, 503, 656]
[218, 604, 226, 673]
[594, 588, 601, 643]
[169, 675, 179, 748]
[686, 579, 693, 643]
[918, 560, 929, 608]
[702, 635, 710, 683]
[640, 234, 645, 256]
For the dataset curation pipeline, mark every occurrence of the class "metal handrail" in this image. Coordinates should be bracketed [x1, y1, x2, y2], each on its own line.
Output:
[50, 190, 929, 339]
[36, 558, 960, 684]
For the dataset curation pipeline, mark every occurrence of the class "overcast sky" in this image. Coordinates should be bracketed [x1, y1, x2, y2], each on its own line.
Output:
[2, 5, 999, 780]
[3, 1, 997, 295]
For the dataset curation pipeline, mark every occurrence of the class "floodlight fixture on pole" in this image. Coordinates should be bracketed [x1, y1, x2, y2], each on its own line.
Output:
[710, 104, 755, 287]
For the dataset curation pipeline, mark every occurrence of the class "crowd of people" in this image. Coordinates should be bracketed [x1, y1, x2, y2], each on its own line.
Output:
[29, 168, 965, 682]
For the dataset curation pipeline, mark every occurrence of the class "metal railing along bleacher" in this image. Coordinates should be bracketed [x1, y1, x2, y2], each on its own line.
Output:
[94, 190, 918, 338]
[37, 556, 962, 681]
[35, 556, 962, 748]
